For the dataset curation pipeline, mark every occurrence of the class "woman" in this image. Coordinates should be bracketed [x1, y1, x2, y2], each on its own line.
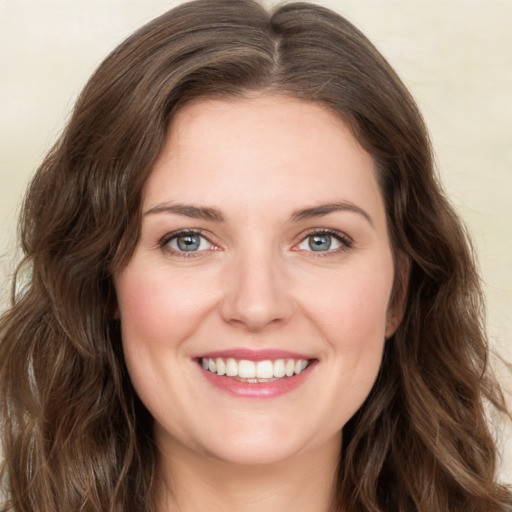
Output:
[0, 0, 510, 510]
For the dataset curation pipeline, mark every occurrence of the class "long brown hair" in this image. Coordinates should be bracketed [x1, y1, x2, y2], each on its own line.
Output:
[1, 1, 510, 510]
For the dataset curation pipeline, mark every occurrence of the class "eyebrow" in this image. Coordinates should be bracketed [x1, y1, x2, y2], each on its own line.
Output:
[144, 201, 373, 226]
[290, 202, 373, 226]
[144, 203, 224, 222]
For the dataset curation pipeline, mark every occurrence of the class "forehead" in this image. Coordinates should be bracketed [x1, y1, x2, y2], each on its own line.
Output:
[143, 95, 384, 224]
[166, 94, 363, 162]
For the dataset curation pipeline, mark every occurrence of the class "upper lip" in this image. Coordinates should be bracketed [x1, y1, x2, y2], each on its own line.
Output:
[195, 348, 315, 361]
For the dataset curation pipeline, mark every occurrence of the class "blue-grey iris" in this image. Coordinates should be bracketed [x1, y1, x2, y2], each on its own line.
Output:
[308, 234, 331, 251]
[177, 234, 201, 251]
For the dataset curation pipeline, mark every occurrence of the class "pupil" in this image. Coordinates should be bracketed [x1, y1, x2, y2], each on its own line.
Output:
[309, 234, 331, 251]
[177, 234, 200, 251]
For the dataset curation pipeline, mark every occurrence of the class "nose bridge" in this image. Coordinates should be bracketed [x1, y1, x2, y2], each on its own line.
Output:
[220, 240, 293, 331]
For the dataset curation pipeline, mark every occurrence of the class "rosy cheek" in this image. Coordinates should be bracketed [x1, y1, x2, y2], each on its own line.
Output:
[303, 266, 391, 343]
[116, 266, 215, 347]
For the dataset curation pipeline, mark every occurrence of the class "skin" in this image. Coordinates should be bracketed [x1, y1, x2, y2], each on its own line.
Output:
[115, 94, 400, 511]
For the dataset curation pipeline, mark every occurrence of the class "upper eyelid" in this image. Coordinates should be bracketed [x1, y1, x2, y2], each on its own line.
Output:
[159, 229, 217, 252]
[297, 227, 353, 243]
[160, 228, 211, 243]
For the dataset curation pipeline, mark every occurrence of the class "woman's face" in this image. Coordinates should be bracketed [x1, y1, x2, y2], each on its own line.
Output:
[115, 95, 399, 467]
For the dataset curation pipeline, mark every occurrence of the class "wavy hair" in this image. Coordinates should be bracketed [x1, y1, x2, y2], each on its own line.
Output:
[1, 1, 510, 510]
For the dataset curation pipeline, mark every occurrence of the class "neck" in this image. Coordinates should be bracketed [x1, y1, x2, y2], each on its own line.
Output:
[155, 435, 341, 512]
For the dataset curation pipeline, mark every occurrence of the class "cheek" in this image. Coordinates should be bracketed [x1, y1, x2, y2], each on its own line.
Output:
[115, 266, 217, 420]
[311, 277, 390, 428]
[116, 266, 217, 347]
[302, 259, 394, 347]
[325, 280, 388, 383]
[297, 257, 393, 412]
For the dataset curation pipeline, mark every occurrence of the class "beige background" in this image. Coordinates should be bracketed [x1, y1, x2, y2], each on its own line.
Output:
[1, 0, 511, 482]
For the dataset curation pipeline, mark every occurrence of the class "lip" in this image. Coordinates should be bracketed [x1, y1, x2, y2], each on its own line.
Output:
[195, 351, 317, 399]
[196, 348, 314, 362]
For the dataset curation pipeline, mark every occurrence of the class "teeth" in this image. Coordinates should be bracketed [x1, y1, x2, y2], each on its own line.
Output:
[273, 359, 285, 378]
[225, 358, 238, 377]
[200, 357, 311, 379]
[239, 360, 256, 379]
[256, 360, 273, 379]
[216, 358, 226, 376]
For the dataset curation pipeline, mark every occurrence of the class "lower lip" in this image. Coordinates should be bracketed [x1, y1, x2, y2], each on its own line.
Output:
[198, 362, 316, 399]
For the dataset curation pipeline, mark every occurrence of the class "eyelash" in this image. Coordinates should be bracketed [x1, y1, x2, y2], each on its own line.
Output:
[158, 228, 353, 257]
[294, 228, 353, 256]
[159, 229, 216, 257]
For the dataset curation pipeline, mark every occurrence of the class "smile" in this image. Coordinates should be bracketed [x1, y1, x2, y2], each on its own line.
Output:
[200, 357, 310, 381]
[197, 351, 317, 398]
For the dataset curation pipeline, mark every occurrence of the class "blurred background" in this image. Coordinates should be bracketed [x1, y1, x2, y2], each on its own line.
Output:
[1, 0, 511, 482]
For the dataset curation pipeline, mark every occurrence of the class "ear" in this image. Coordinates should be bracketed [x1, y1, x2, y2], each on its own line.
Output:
[385, 254, 410, 339]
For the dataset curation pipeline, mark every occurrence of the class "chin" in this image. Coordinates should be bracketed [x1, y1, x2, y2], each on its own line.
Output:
[195, 417, 340, 468]
[204, 438, 309, 467]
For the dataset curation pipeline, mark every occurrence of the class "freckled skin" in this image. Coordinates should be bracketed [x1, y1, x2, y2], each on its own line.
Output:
[115, 95, 397, 471]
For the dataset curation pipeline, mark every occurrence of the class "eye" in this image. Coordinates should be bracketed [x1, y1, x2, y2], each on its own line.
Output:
[161, 230, 214, 253]
[296, 230, 352, 253]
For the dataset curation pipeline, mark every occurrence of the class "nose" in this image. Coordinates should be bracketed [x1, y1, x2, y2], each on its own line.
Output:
[219, 249, 295, 332]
